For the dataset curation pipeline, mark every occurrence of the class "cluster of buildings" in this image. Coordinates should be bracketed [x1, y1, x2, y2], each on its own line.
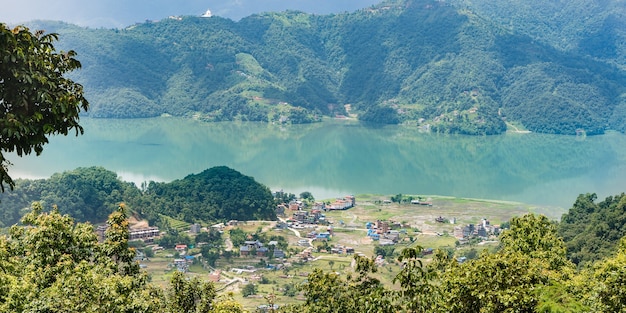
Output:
[239, 240, 286, 259]
[324, 195, 356, 211]
[329, 244, 355, 255]
[291, 209, 327, 225]
[410, 199, 433, 206]
[306, 229, 332, 241]
[95, 225, 160, 243]
[454, 218, 501, 241]
[365, 220, 409, 245]
[276, 195, 356, 217]
[173, 256, 195, 272]
[278, 195, 357, 227]
[366, 219, 409, 233]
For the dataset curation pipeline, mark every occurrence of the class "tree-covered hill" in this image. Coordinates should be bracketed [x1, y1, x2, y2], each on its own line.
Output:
[0, 166, 276, 227]
[558, 192, 626, 266]
[142, 166, 276, 223]
[24, 0, 626, 135]
[0, 167, 132, 226]
[450, 0, 626, 65]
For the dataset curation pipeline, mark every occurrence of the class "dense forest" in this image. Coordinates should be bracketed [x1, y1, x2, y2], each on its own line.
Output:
[558, 192, 626, 266]
[23, 0, 626, 135]
[140, 166, 277, 223]
[0, 166, 276, 227]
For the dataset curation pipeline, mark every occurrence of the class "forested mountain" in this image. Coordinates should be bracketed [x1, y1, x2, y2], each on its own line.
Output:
[0, 166, 276, 227]
[23, 0, 626, 135]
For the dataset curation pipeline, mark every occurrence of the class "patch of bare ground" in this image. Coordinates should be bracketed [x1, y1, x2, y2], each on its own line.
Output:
[128, 215, 150, 229]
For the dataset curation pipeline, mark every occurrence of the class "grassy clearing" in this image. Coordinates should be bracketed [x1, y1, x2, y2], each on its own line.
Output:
[159, 214, 190, 231]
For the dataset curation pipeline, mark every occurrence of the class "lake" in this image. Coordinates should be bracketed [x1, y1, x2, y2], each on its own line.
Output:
[7, 117, 626, 209]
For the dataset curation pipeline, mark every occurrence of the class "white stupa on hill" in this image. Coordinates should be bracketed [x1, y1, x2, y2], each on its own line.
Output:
[201, 9, 213, 18]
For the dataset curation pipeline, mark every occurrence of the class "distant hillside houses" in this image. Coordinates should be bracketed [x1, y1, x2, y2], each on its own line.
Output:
[454, 218, 501, 242]
[95, 225, 160, 243]
[326, 195, 356, 211]
[277, 195, 355, 223]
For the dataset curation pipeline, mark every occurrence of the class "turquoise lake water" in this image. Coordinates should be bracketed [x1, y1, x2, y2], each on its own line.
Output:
[8, 117, 626, 209]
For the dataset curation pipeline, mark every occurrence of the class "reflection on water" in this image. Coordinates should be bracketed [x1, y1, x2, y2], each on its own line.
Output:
[8, 117, 626, 208]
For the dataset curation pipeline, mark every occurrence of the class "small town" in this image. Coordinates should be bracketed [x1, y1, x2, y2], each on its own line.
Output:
[96, 193, 529, 311]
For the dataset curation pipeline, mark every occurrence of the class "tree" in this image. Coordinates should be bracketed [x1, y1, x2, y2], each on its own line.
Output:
[212, 294, 245, 313]
[229, 228, 247, 247]
[283, 256, 397, 313]
[0, 203, 260, 312]
[439, 251, 550, 312]
[201, 245, 220, 267]
[157, 230, 191, 249]
[0, 24, 89, 191]
[391, 194, 403, 203]
[195, 229, 223, 246]
[559, 193, 626, 266]
[500, 214, 570, 270]
[283, 283, 297, 297]
[328, 260, 335, 271]
[359, 105, 400, 125]
[586, 236, 626, 312]
[241, 283, 257, 297]
[374, 245, 395, 259]
[165, 271, 216, 313]
[145, 166, 277, 222]
[300, 191, 315, 202]
[394, 247, 439, 312]
[436, 214, 575, 312]
[101, 203, 141, 276]
[143, 246, 155, 258]
[0, 203, 162, 312]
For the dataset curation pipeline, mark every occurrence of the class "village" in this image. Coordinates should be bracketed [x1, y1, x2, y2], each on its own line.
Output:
[99, 193, 549, 310]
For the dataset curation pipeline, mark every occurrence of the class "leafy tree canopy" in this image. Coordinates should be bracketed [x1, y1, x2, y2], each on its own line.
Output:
[144, 166, 277, 222]
[0, 24, 88, 191]
[0, 204, 245, 312]
[0, 166, 277, 227]
[558, 193, 626, 266]
[0, 166, 132, 226]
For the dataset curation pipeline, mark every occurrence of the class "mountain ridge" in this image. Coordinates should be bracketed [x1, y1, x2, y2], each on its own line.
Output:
[22, 0, 626, 135]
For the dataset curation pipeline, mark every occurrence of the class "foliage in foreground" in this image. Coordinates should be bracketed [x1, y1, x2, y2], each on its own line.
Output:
[0, 203, 244, 313]
[282, 214, 626, 313]
[3, 197, 626, 312]
[558, 192, 626, 266]
[0, 24, 89, 192]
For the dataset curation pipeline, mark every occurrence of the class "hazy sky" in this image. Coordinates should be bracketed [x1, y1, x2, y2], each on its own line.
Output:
[1, 0, 382, 28]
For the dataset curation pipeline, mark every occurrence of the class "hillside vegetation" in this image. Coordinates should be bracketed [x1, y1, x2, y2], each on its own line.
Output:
[0, 166, 276, 227]
[559, 192, 626, 266]
[25, 0, 626, 135]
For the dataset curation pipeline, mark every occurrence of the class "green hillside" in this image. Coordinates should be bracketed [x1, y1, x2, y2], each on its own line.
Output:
[0, 166, 276, 227]
[24, 0, 626, 135]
